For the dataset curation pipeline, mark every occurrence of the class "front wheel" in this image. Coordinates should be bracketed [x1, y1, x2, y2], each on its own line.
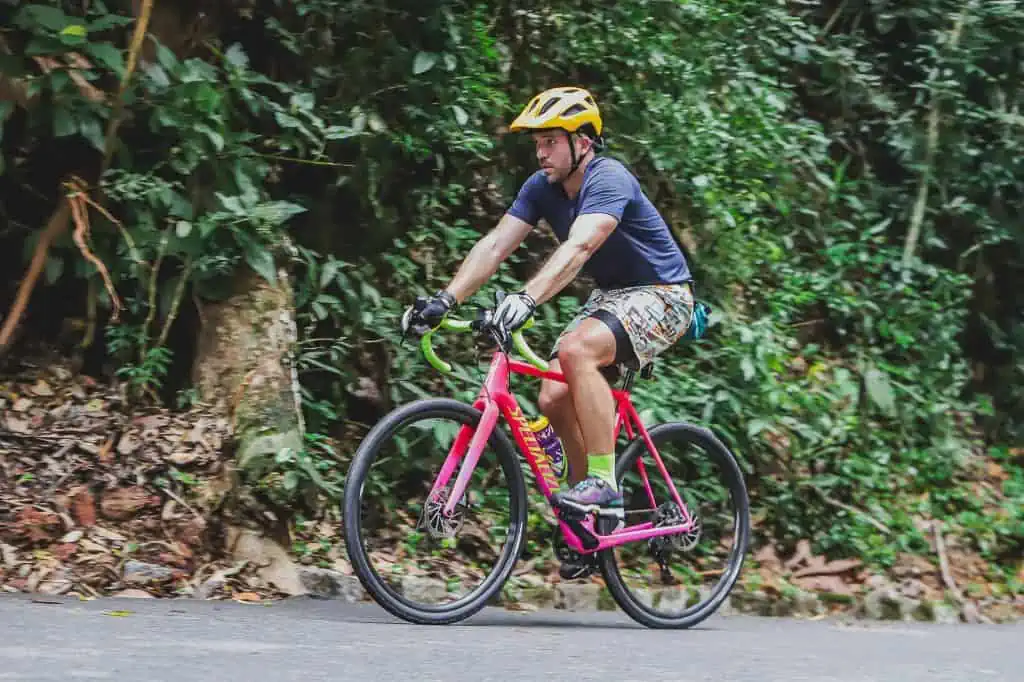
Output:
[343, 398, 528, 625]
[598, 421, 751, 629]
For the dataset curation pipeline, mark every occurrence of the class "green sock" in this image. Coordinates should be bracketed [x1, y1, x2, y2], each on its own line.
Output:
[587, 453, 617, 491]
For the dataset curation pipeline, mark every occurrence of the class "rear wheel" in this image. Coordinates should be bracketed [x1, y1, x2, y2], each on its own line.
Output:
[598, 422, 750, 629]
[343, 398, 528, 625]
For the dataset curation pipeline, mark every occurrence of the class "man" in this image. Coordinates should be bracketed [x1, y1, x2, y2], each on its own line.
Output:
[402, 86, 695, 577]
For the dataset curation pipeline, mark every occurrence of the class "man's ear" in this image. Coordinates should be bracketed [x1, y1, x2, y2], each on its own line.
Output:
[575, 133, 594, 156]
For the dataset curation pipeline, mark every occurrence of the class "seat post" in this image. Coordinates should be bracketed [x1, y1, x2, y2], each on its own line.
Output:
[621, 368, 637, 392]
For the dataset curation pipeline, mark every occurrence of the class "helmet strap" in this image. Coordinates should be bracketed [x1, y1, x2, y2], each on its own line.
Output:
[564, 130, 594, 180]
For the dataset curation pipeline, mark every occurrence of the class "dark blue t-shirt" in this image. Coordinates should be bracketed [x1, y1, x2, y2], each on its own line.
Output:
[506, 156, 691, 290]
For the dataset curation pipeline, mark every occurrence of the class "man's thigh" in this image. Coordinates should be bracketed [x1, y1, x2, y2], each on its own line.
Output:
[552, 284, 695, 371]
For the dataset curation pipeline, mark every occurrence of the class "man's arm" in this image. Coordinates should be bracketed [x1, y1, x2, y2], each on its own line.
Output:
[523, 213, 617, 306]
[445, 213, 534, 303]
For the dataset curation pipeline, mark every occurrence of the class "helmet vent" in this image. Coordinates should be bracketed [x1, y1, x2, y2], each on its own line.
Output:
[537, 97, 561, 116]
[562, 104, 586, 117]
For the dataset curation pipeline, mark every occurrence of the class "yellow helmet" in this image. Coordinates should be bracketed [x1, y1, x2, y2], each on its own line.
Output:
[509, 86, 603, 137]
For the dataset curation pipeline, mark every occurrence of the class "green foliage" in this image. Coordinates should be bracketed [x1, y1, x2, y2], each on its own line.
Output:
[1, 0, 1020, 585]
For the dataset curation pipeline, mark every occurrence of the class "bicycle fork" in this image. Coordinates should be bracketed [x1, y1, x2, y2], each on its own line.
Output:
[430, 399, 499, 518]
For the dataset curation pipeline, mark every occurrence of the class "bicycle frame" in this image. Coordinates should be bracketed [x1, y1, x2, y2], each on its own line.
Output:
[428, 348, 698, 555]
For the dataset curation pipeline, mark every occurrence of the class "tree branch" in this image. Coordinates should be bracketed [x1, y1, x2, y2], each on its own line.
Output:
[0, 201, 72, 353]
[901, 0, 980, 268]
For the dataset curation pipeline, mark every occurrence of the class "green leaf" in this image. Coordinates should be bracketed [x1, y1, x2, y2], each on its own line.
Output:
[53, 108, 77, 137]
[60, 25, 87, 38]
[283, 471, 299, 492]
[413, 51, 438, 75]
[319, 260, 340, 289]
[175, 220, 192, 238]
[44, 256, 64, 285]
[251, 201, 307, 226]
[741, 356, 756, 381]
[78, 117, 105, 152]
[244, 244, 277, 286]
[864, 367, 896, 414]
[452, 105, 469, 126]
[216, 193, 245, 215]
[13, 5, 73, 32]
[85, 42, 125, 77]
[87, 14, 136, 32]
[225, 43, 249, 69]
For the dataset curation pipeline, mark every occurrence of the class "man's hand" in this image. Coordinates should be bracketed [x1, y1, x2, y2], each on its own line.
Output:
[493, 291, 536, 334]
[401, 290, 456, 337]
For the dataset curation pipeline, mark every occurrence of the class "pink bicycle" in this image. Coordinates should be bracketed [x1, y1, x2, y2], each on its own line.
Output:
[343, 300, 750, 628]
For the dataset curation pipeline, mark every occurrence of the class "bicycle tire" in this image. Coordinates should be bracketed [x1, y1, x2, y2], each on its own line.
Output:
[598, 421, 750, 629]
[342, 398, 528, 625]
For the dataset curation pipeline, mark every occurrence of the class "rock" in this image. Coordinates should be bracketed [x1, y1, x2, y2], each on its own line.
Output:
[861, 585, 920, 621]
[226, 527, 306, 596]
[915, 600, 961, 624]
[655, 586, 691, 612]
[790, 590, 825, 618]
[520, 585, 556, 609]
[984, 601, 1020, 624]
[299, 567, 366, 602]
[123, 560, 175, 585]
[400, 576, 447, 603]
[112, 588, 155, 599]
[635, 588, 656, 609]
[555, 583, 601, 611]
[195, 574, 229, 600]
[730, 590, 772, 616]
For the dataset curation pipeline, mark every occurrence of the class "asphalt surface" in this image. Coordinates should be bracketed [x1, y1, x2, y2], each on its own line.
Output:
[0, 593, 1019, 681]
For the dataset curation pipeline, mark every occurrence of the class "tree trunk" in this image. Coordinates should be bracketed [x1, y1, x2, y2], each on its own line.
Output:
[191, 266, 305, 547]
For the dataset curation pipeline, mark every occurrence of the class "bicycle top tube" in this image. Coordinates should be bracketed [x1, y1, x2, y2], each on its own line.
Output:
[418, 314, 549, 375]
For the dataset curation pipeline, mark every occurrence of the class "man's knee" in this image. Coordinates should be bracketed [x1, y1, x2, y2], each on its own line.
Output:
[558, 331, 603, 371]
[538, 380, 570, 417]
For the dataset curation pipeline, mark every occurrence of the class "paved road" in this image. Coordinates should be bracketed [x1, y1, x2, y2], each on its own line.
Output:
[0, 594, 1019, 681]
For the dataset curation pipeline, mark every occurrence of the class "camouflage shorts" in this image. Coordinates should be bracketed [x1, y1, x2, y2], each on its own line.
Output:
[552, 283, 695, 370]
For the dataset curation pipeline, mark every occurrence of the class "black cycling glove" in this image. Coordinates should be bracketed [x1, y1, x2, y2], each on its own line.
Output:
[401, 290, 457, 337]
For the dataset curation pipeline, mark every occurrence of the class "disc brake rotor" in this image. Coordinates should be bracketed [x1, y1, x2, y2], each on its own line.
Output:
[650, 501, 702, 553]
[418, 484, 466, 540]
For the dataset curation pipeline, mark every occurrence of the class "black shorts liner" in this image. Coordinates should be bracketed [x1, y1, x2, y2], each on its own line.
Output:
[548, 308, 639, 378]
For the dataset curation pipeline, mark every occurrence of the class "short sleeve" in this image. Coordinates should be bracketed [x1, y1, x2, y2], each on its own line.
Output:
[578, 162, 632, 220]
[506, 172, 545, 226]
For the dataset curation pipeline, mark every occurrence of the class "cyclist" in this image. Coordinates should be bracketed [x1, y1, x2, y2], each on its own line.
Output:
[402, 86, 695, 578]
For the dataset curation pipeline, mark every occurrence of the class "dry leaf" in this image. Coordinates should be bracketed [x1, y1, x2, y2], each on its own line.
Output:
[30, 380, 54, 397]
[168, 451, 200, 466]
[100, 486, 157, 520]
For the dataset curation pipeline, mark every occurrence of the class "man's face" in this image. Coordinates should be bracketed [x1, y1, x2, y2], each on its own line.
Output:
[531, 130, 589, 183]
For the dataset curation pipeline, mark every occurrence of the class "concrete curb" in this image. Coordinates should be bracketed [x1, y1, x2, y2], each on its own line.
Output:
[295, 567, 1022, 624]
